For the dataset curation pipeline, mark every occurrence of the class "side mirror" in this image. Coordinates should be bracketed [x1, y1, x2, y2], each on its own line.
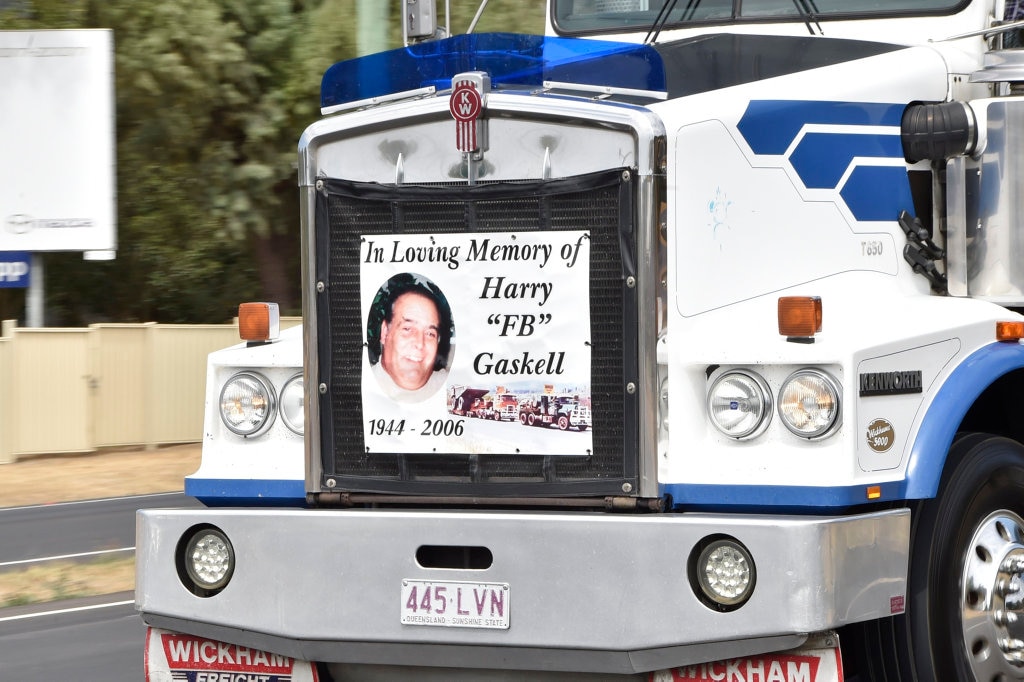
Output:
[403, 0, 438, 45]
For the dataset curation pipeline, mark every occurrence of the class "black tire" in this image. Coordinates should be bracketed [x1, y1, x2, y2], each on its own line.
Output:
[557, 415, 569, 431]
[844, 433, 1024, 681]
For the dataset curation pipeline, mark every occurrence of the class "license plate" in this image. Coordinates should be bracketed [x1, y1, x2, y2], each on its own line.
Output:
[401, 579, 510, 629]
[650, 633, 843, 682]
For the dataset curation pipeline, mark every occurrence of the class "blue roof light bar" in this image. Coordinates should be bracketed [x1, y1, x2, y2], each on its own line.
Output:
[321, 33, 666, 110]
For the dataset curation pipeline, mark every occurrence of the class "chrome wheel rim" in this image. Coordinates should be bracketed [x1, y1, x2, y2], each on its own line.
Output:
[961, 510, 1024, 679]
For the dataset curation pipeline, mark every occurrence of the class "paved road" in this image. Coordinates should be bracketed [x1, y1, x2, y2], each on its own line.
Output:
[0, 492, 201, 571]
[0, 594, 141, 681]
[0, 493, 202, 679]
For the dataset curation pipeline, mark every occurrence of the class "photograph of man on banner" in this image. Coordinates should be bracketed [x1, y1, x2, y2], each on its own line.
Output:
[366, 272, 455, 403]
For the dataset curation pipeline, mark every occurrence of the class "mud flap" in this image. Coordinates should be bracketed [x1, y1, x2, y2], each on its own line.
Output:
[650, 633, 843, 682]
[144, 628, 319, 682]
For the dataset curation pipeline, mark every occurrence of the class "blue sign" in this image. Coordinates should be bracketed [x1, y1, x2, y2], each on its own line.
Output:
[0, 251, 30, 288]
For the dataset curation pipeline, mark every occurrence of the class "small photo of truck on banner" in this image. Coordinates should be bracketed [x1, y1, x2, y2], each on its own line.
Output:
[449, 385, 592, 433]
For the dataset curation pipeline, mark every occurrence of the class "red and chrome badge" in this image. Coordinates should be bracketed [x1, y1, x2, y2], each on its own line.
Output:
[450, 72, 488, 153]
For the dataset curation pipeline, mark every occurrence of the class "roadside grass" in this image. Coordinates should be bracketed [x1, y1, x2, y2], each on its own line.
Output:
[0, 555, 134, 608]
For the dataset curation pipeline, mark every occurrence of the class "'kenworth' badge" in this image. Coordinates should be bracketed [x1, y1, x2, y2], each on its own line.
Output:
[859, 370, 922, 396]
[450, 72, 489, 153]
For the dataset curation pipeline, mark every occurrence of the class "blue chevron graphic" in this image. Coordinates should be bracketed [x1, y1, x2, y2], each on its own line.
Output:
[842, 166, 914, 221]
[789, 132, 905, 189]
[737, 100, 911, 222]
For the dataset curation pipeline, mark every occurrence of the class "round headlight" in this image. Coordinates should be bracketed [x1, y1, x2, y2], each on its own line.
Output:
[279, 374, 304, 435]
[692, 537, 756, 610]
[219, 372, 276, 436]
[707, 370, 772, 439]
[183, 527, 234, 592]
[778, 369, 841, 439]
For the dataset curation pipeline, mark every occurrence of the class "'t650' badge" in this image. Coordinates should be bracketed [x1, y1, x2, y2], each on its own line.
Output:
[450, 73, 488, 153]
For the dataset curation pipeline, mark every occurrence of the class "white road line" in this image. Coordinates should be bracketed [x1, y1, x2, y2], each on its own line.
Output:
[0, 598, 134, 623]
[0, 547, 134, 569]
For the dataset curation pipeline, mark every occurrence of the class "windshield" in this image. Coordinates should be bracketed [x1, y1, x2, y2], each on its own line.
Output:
[552, 0, 969, 35]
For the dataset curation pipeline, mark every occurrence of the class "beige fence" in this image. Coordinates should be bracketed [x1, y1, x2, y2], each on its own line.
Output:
[0, 318, 301, 464]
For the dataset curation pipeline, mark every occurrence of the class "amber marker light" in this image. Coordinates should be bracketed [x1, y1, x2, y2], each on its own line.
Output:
[238, 302, 280, 342]
[778, 297, 822, 338]
[996, 321, 1024, 342]
[866, 486, 882, 500]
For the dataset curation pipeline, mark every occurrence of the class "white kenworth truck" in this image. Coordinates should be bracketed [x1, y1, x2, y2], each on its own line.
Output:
[138, 1, 1024, 680]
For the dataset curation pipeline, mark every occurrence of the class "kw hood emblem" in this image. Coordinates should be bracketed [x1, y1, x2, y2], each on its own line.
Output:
[450, 72, 489, 154]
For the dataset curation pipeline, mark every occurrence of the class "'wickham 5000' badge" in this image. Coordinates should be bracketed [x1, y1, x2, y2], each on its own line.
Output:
[867, 418, 895, 453]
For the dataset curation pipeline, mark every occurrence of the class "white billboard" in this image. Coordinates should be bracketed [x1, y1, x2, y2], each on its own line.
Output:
[0, 30, 115, 253]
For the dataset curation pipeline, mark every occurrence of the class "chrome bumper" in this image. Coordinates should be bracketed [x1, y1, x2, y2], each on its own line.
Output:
[136, 507, 908, 674]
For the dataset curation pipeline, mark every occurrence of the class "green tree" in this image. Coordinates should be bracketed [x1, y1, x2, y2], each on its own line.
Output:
[87, 0, 312, 321]
[0, 0, 91, 29]
[2, 0, 327, 323]
[1, 0, 548, 325]
[446, 0, 546, 35]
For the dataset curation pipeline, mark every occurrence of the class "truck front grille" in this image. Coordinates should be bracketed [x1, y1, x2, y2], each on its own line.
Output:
[314, 169, 638, 497]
